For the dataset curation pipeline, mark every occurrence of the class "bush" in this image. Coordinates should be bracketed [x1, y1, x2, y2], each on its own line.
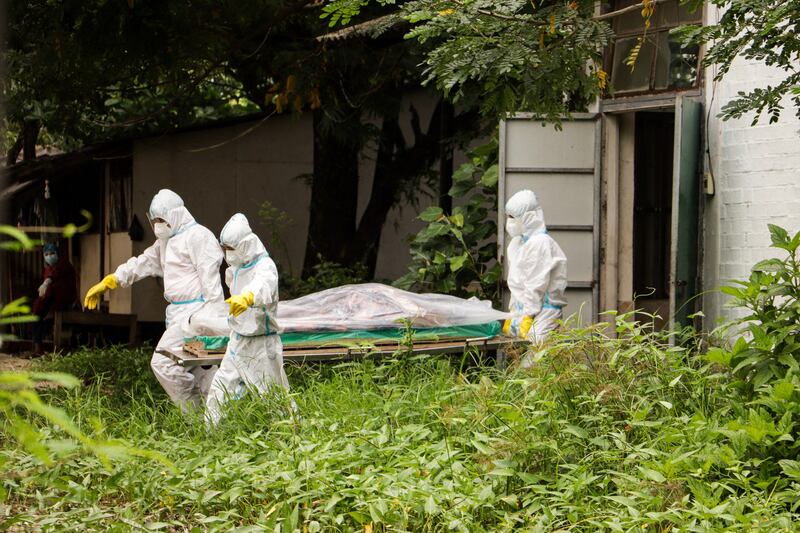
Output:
[38, 345, 163, 400]
[395, 140, 502, 304]
[712, 224, 800, 394]
[3, 225, 800, 530]
[0, 309, 797, 530]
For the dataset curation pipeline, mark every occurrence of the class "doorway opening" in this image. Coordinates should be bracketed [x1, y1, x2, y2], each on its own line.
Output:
[633, 111, 674, 329]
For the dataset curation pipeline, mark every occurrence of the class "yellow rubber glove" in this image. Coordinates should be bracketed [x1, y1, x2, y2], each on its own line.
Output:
[502, 315, 534, 339]
[84, 274, 118, 310]
[225, 291, 254, 317]
[518, 315, 534, 340]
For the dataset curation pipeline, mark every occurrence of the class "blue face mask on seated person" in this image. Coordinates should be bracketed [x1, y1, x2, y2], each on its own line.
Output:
[44, 252, 58, 266]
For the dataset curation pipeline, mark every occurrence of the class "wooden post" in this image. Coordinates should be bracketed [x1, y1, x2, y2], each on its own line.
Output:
[53, 312, 63, 350]
[128, 316, 138, 345]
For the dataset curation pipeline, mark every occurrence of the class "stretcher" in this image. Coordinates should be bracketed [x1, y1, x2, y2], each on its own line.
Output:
[158, 334, 511, 368]
[159, 283, 514, 367]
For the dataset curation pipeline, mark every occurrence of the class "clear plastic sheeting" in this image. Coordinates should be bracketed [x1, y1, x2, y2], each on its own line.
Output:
[280, 283, 508, 331]
[183, 283, 509, 338]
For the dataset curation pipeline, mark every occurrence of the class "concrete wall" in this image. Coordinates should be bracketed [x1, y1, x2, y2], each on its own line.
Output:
[130, 91, 441, 322]
[702, 5, 800, 324]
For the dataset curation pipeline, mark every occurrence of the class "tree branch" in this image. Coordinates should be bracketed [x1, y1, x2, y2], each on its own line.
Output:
[6, 130, 24, 166]
[594, 0, 671, 21]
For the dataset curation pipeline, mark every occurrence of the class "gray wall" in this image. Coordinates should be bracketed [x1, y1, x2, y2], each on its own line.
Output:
[130, 91, 441, 321]
[702, 4, 800, 326]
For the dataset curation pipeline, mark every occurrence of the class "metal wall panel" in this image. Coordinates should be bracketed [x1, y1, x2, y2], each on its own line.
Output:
[505, 119, 597, 170]
[548, 231, 594, 283]
[499, 114, 601, 323]
[505, 172, 594, 226]
[563, 289, 594, 325]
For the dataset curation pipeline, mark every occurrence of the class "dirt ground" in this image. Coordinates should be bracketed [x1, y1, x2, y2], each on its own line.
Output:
[0, 353, 34, 372]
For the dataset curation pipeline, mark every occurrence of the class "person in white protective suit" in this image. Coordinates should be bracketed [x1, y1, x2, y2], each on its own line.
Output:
[84, 189, 223, 411]
[205, 213, 291, 426]
[502, 190, 568, 368]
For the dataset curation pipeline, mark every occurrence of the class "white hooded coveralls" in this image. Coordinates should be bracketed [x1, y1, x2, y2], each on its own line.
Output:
[505, 190, 568, 355]
[114, 189, 224, 411]
[205, 213, 290, 426]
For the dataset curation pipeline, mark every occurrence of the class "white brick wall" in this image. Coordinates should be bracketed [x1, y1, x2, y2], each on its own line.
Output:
[703, 35, 800, 324]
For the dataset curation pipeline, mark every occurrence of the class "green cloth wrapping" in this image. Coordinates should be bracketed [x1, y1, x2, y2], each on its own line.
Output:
[186, 321, 501, 350]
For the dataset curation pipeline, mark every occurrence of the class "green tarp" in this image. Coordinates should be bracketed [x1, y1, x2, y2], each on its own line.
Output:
[187, 321, 501, 351]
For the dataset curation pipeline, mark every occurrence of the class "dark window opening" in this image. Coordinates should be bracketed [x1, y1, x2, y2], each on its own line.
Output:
[108, 157, 133, 233]
[609, 0, 702, 96]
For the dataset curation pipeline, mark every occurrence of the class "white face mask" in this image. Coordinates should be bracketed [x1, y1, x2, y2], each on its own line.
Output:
[153, 222, 171, 240]
[225, 249, 245, 267]
[506, 217, 524, 238]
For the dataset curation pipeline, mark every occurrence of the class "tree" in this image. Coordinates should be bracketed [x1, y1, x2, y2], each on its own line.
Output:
[4, 1, 483, 277]
[677, 0, 800, 124]
[322, 0, 614, 120]
[324, 0, 799, 125]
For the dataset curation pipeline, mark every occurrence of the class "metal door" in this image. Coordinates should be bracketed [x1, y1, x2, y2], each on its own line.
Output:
[498, 113, 601, 323]
[669, 96, 703, 330]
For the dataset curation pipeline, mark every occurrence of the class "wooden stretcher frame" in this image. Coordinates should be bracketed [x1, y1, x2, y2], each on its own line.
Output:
[157, 335, 512, 368]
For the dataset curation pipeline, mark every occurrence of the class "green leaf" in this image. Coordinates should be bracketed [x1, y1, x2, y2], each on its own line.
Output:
[419, 206, 444, 222]
[706, 348, 733, 367]
[450, 253, 468, 273]
[561, 424, 588, 439]
[452, 162, 476, 183]
[772, 381, 794, 401]
[779, 459, 800, 479]
[448, 213, 464, 228]
[479, 164, 499, 187]
[637, 467, 667, 483]
[324, 495, 342, 513]
[768, 224, 790, 247]
[752, 258, 785, 273]
[424, 495, 439, 514]
[720, 285, 744, 299]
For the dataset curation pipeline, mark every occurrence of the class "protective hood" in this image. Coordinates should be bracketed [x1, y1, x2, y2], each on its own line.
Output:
[219, 213, 267, 264]
[505, 189, 547, 238]
[148, 189, 195, 235]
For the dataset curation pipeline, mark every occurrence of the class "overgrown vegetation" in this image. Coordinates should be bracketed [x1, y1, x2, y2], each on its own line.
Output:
[677, 0, 800, 124]
[395, 140, 502, 304]
[323, 0, 612, 119]
[0, 314, 796, 530]
[0, 223, 165, 478]
[3, 225, 800, 530]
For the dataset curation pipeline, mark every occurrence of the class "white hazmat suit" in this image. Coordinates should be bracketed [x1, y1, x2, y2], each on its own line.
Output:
[504, 190, 568, 366]
[205, 213, 291, 426]
[114, 189, 224, 410]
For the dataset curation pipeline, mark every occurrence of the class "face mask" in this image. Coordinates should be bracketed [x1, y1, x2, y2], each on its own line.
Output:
[225, 249, 244, 267]
[506, 218, 524, 238]
[153, 222, 171, 240]
[44, 253, 58, 266]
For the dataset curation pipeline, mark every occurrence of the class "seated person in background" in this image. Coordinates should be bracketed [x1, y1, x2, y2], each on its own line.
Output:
[32, 242, 78, 354]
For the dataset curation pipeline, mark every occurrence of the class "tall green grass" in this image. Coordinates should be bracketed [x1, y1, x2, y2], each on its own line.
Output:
[2, 314, 799, 531]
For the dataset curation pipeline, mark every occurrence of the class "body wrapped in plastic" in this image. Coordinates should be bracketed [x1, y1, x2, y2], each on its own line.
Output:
[184, 283, 509, 339]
